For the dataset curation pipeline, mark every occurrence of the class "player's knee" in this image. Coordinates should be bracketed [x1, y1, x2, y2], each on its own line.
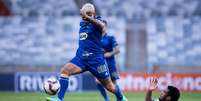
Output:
[112, 80, 117, 84]
[95, 79, 101, 84]
[60, 64, 71, 76]
[60, 67, 70, 76]
[105, 82, 116, 93]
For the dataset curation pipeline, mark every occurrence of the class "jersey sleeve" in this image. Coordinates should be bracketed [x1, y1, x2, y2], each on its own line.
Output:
[111, 36, 118, 48]
[96, 16, 103, 22]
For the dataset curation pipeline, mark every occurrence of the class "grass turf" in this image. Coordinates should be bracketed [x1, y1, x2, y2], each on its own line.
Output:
[0, 91, 200, 101]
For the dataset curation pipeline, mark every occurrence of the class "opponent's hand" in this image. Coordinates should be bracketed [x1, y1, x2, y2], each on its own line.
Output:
[104, 52, 113, 58]
[148, 78, 158, 91]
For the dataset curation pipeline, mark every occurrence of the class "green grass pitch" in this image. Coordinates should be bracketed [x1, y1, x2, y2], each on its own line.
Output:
[0, 91, 200, 101]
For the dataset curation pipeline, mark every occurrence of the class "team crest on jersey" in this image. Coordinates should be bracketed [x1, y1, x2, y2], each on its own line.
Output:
[80, 33, 88, 40]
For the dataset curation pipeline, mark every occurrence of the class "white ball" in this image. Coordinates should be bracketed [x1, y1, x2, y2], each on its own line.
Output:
[81, 3, 95, 13]
[43, 77, 60, 95]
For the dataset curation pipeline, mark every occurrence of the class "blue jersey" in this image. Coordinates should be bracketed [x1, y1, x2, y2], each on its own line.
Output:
[101, 34, 118, 66]
[70, 16, 110, 80]
[78, 16, 104, 55]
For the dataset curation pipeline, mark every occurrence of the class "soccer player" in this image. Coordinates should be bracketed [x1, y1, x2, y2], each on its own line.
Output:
[46, 3, 127, 101]
[96, 20, 122, 101]
[145, 78, 180, 101]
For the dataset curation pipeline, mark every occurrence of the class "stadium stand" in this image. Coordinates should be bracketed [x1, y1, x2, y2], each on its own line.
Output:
[147, 16, 201, 67]
[0, 16, 80, 65]
[0, 0, 201, 71]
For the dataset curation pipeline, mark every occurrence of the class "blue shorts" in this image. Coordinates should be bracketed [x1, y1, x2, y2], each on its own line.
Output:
[107, 63, 119, 81]
[70, 52, 110, 80]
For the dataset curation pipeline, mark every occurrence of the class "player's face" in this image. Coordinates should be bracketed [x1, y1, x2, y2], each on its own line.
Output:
[159, 88, 169, 101]
[86, 11, 95, 18]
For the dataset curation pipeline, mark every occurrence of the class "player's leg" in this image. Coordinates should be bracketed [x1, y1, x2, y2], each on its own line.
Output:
[90, 65, 127, 101]
[88, 56, 127, 101]
[109, 66, 123, 100]
[47, 56, 85, 101]
[95, 78, 109, 101]
[111, 76, 123, 100]
[46, 62, 82, 101]
[98, 77, 126, 101]
[95, 66, 120, 101]
[58, 63, 82, 100]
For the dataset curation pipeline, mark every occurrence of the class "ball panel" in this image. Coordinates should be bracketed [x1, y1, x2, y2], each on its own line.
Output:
[43, 77, 60, 95]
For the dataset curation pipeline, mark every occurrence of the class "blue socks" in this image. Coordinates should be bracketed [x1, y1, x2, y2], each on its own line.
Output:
[114, 85, 123, 101]
[57, 76, 123, 101]
[97, 83, 109, 101]
[97, 83, 123, 101]
[58, 76, 69, 100]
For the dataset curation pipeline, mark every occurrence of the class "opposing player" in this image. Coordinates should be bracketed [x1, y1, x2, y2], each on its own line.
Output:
[96, 20, 122, 101]
[46, 3, 127, 101]
[145, 78, 180, 101]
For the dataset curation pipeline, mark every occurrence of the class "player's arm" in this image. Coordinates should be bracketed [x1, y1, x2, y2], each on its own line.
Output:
[145, 78, 158, 101]
[80, 9, 105, 32]
[104, 36, 120, 58]
[104, 47, 120, 58]
[112, 47, 120, 55]
[146, 89, 153, 101]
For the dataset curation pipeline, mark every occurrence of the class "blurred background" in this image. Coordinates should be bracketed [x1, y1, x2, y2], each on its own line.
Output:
[0, 0, 201, 100]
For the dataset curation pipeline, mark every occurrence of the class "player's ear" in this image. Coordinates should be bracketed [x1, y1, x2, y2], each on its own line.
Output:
[80, 9, 83, 15]
[93, 11, 96, 16]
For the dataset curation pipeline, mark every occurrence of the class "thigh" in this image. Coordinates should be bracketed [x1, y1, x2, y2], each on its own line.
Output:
[62, 56, 86, 76]
[87, 56, 110, 80]
[61, 63, 82, 76]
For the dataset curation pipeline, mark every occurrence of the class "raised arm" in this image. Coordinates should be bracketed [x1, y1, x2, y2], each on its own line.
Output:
[80, 9, 105, 32]
[146, 78, 158, 101]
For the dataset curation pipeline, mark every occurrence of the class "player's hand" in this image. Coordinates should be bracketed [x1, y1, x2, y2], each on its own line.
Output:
[148, 77, 158, 91]
[104, 52, 113, 58]
[80, 9, 90, 20]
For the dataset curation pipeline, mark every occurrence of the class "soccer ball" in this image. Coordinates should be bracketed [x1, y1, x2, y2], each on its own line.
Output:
[81, 3, 95, 13]
[43, 77, 60, 95]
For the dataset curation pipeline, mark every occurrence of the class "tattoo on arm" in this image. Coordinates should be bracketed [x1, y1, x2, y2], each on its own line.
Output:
[85, 16, 105, 31]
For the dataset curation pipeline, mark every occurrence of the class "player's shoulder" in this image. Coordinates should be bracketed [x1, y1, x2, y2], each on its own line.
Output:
[95, 16, 105, 22]
[107, 34, 115, 40]
[96, 15, 101, 19]
[95, 15, 102, 20]
[105, 34, 113, 38]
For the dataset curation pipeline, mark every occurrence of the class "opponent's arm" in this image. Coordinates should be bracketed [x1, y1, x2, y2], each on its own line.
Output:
[146, 90, 153, 101]
[80, 9, 105, 31]
[145, 78, 158, 101]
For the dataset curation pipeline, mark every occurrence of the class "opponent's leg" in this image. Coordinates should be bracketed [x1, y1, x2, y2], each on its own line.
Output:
[96, 79, 109, 101]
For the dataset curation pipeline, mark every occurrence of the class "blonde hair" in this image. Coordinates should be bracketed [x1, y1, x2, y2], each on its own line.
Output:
[81, 3, 95, 13]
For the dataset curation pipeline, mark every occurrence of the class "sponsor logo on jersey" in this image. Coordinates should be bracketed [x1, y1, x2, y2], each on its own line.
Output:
[97, 64, 107, 73]
[80, 33, 88, 40]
